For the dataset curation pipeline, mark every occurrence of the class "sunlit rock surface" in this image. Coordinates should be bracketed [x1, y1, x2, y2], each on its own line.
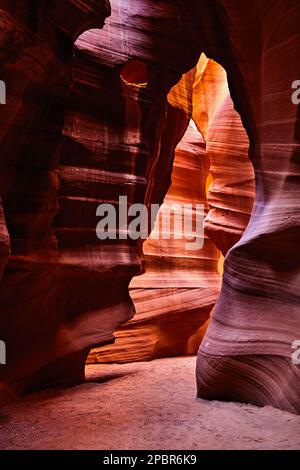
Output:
[0, 0, 196, 394]
[0, 0, 299, 414]
[193, 58, 255, 255]
[88, 55, 255, 364]
[178, 0, 300, 414]
[88, 122, 221, 363]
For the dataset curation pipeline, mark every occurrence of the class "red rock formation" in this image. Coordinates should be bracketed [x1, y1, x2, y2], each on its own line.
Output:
[0, 0, 299, 416]
[88, 121, 221, 363]
[0, 196, 9, 278]
[178, 0, 300, 414]
[192, 58, 255, 255]
[88, 54, 254, 365]
[0, 0, 193, 395]
[0, 0, 112, 395]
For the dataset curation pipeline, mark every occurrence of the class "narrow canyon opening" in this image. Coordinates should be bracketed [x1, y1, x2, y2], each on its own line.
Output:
[1, 0, 300, 452]
[87, 54, 255, 367]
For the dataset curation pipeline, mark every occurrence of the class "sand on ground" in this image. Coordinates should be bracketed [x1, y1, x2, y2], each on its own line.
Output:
[0, 357, 299, 450]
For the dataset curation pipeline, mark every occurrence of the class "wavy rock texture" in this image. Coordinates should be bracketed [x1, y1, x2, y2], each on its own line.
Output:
[88, 122, 221, 363]
[192, 58, 255, 255]
[0, 0, 112, 394]
[0, 0, 198, 395]
[0, 0, 299, 415]
[88, 55, 254, 364]
[177, 0, 300, 414]
[0, 196, 9, 278]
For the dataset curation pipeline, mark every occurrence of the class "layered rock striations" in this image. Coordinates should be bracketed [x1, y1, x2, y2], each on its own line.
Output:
[88, 51, 256, 364]
[88, 121, 221, 363]
[178, 0, 300, 413]
[0, 0, 299, 415]
[88, 54, 255, 364]
[0, 0, 197, 395]
[192, 58, 255, 255]
[0, 0, 112, 394]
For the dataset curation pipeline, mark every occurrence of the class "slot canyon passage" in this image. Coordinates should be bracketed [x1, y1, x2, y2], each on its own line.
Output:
[0, 0, 300, 451]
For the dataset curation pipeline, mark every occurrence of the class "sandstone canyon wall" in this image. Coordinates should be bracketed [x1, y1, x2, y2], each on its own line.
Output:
[0, 0, 114, 394]
[88, 121, 221, 364]
[88, 55, 254, 364]
[0, 0, 299, 414]
[0, 0, 199, 395]
[178, 0, 300, 414]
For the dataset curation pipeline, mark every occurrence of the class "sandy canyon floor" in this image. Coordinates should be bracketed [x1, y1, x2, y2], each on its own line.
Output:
[0, 357, 299, 450]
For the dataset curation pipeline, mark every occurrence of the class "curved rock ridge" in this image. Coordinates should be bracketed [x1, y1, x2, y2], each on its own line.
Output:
[168, 54, 255, 256]
[0, 0, 198, 395]
[167, 54, 255, 256]
[88, 121, 221, 363]
[132, 122, 219, 289]
[0, 0, 299, 416]
[192, 59, 255, 255]
[176, 0, 300, 413]
[88, 54, 254, 364]
[0, 0, 112, 395]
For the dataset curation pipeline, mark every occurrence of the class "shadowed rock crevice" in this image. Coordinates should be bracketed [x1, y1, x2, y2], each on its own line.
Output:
[0, 0, 299, 416]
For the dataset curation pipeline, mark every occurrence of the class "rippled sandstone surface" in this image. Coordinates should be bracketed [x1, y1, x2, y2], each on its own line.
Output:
[0, 0, 299, 414]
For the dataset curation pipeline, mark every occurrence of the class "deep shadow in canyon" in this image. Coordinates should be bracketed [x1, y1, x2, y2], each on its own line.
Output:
[0, 0, 299, 427]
